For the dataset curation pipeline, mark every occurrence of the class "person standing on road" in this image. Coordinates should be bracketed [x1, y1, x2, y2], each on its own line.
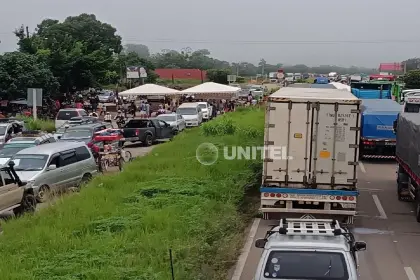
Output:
[145, 102, 150, 117]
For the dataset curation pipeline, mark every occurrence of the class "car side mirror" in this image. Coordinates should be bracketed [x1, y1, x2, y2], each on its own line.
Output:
[354, 241, 366, 251]
[8, 160, 15, 168]
[47, 164, 57, 171]
[255, 239, 267, 248]
[57, 136, 61, 140]
[393, 119, 398, 133]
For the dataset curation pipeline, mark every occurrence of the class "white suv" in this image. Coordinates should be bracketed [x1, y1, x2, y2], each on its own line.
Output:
[197, 102, 212, 121]
[254, 218, 366, 280]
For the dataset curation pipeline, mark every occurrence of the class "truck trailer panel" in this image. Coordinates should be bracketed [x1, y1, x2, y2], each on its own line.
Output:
[262, 88, 361, 224]
[264, 88, 361, 188]
[359, 99, 400, 158]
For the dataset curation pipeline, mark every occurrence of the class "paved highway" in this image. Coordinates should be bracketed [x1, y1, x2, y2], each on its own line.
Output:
[233, 160, 420, 280]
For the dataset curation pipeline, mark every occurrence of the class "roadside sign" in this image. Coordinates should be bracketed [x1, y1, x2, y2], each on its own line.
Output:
[139, 67, 147, 78]
[227, 75, 236, 82]
[27, 88, 42, 107]
[126, 66, 140, 79]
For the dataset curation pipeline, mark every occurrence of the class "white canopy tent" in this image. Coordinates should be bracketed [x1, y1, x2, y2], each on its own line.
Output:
[181, 82, 241, 99]
[119, 84, 180, 96]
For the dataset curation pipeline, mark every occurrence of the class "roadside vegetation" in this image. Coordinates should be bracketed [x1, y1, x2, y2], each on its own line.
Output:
[17, 116, 55, 132]
[0, 108, 265, 280]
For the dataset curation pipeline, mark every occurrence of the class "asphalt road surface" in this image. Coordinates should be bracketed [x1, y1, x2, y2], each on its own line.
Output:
[234, 160, 420, 280]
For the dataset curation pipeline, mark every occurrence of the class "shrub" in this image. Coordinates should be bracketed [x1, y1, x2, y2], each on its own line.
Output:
[0, 108, 264, 280]
[17, 116, 55, 132]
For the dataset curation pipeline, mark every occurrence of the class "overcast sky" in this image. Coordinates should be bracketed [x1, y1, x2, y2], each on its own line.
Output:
[0, 0, 419, 67]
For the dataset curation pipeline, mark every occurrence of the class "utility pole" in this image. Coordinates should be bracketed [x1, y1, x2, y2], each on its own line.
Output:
[25, 26, 29, 38]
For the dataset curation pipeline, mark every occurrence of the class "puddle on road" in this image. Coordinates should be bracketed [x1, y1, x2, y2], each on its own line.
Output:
[352, 227, 393, 235]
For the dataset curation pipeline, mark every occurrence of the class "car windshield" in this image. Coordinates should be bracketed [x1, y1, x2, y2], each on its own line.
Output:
[62, 129, 92, 139]
[177, 108, 197, 115]
[99, 92, 111, 97]
[0, 145, 34, 157]
[198, 104, 207, 109]
[0, 127, 7, 135]
[11, 154, 48, 171]
[158, 115, 176, 122]
[263, 251, 348, 279]
[57, 111, 79, 120]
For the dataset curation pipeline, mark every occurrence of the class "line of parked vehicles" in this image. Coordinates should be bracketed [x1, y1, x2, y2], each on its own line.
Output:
[0, 100, 215, 219]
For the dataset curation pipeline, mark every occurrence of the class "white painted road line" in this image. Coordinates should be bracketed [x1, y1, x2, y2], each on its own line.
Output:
[359, 188, 384, 192]
[405, 267, 418, 280]
[372, 194, 388, 219]
[231, 218, 261, 280]
[359, 162, 366, 173]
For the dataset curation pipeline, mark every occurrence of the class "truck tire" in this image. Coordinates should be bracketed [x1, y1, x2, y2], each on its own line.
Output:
[416, 201, 420, 223]
[397, 167, 410, 202]
[143, 134, 153, 146]
[13, 193, 36, 217]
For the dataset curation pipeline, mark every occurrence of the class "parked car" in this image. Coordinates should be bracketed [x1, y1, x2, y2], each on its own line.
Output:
[97, 91, 116, 103]
[197, 102, 213, 121]
[0, 162, 37, 216]
[58, 123, 112, 143]
[176, 103, 203, 127]
[55, 108, 88, 129]
[122, 118, 175, 146]
[10, 141, 98, 202]
[0, 119, 25, 147]
[0, 131, 56, 166]
[157, 113, 186, 131]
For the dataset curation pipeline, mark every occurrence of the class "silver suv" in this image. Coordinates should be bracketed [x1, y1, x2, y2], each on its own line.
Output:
[254, 218, 366, 280]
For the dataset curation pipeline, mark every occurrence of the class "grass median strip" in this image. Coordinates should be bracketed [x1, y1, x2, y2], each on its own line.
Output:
[0, 107, 265, 280]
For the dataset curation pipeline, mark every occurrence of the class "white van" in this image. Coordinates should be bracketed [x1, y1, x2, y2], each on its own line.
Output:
[176, 103, 203, 127]
[197, 102, 213, 121]
[9, 141, 98, 202]
[55, 109, 88, 129]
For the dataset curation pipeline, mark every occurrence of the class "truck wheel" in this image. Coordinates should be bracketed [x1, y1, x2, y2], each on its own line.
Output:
[416, 202, 420, 223]
[13, 193, 36, 216]
[143, 134, 153, 146]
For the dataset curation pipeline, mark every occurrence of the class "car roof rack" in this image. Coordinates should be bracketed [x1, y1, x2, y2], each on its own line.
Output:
[278, 218, 342, 236]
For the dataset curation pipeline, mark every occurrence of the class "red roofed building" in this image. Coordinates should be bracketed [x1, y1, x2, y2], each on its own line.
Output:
[378, 63, 402, 72]
[155, 69, 207, 80]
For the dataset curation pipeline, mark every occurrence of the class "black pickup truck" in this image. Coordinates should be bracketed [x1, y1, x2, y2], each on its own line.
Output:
[122, 118, 175, 146]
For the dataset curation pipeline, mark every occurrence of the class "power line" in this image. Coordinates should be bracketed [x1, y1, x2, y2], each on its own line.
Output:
[123, 38, 420, 45]
[2, 31, 420, 45]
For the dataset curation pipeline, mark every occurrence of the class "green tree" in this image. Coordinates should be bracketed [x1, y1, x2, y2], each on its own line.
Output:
[15, 14, 123, 92]
[207, 69, 231, 84]
[403, 70, 420, 89]
[0, 52, 59, 99]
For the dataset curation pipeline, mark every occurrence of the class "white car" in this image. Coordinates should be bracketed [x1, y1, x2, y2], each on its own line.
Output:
[157, 114, 186, 132]
[55, 108, 88, 129]
[176, 103, 203, 127]
[197, 102, 213, 121]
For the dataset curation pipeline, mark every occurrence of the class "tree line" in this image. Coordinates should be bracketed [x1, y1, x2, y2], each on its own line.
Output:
[0, 13, 418, 99]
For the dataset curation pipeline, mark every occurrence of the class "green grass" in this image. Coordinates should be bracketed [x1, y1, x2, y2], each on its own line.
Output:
[17, 116, 55, 132]
[0, 108, 265, 280]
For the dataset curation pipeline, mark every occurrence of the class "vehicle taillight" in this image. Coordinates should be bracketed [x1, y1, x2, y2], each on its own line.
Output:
[135, 129, 139, 136]
[263, 193, 269, 197]
[270, 193, 275, 197]
[348, 196, 355, 201]
[336, 196, 342, 200]
[363, 141, 374, 145]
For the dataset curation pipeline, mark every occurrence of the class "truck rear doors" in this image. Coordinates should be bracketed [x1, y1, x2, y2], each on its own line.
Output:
[264, 101, 360, 188]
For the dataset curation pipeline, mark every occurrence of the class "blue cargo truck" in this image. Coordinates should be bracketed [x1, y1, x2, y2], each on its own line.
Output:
[359, 99, 401, 159]
[351, 82, 392, 99]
